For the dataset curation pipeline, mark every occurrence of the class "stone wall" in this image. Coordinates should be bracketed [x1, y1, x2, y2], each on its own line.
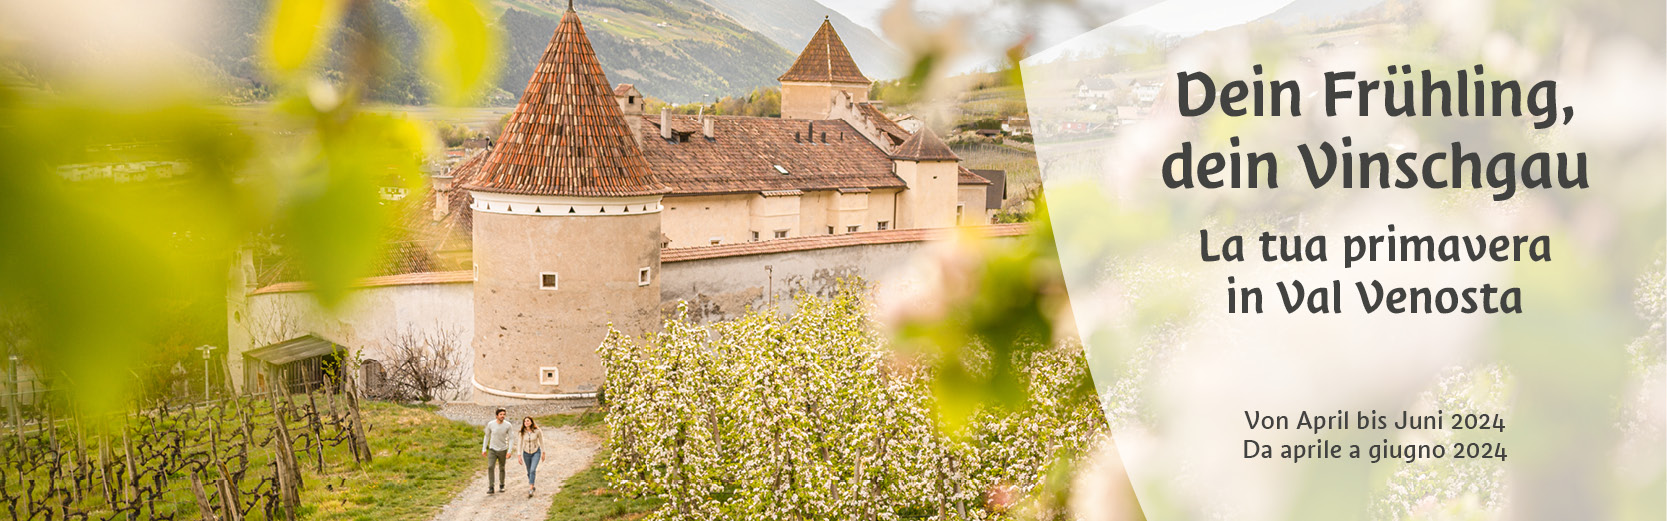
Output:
[232, 225, 1027, 398]
[659, 237, 992, 323]
[230, 281, 476, 399]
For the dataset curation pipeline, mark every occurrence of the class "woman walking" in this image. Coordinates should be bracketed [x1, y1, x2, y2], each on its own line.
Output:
[516, 417, 545, 497]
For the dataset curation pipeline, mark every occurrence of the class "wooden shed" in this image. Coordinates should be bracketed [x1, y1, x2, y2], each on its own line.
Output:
[242, 335, 348, 394]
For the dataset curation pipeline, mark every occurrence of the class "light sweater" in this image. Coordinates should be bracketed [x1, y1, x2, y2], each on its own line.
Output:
[482, 419, 514, 452]
[516, 428, 544, 454]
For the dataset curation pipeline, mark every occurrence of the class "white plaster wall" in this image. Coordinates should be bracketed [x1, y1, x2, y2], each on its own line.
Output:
[798, 191, 834, 235]
[658, 238, 1025, 323]
[230, 282, 475, 398]
[896, 161, 960, 229]
[866, 188, 900, 231]
[959, 185, 990, 225]
[662, 194, 752, 246]
[749, 194, 802, 239]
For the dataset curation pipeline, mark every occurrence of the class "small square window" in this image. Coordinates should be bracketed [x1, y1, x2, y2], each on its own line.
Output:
[774, 230, 788, 239]
[710, 237, 722, 245]
[638, 267, 651, 286]
[827, 226, 835, 234]
[539, 366, 560, 386]
[846, 225, 859, 233]
[540, 272, 558, 290]
[750, 231, 760, 242]
[876, 221, 890, 230]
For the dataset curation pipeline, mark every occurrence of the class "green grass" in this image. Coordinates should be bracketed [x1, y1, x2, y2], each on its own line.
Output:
[298, 401, 480, 521]
[305, 404, 633, 521]
[0, 399, 482, 520]
[544, 421, 664, 521]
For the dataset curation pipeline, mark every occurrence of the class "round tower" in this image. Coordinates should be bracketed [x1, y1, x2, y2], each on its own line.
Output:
[463, 5, 668, 399]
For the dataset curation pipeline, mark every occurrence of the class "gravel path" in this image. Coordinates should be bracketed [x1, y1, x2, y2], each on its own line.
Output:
[436, 401, 595, 424]
[431, 426, 601, 521]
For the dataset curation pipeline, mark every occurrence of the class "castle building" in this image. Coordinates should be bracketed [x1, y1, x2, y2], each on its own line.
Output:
[227, 7, 1017, 401]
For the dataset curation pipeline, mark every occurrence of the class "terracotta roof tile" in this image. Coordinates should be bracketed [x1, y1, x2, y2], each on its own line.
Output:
[858, 103, 910, 147]
[778, 19, 869, 84]
[957, 165, 991, 185]
[402, 150, 488, 256]
[250, 270, 475, 296]
[891, 127, 958, 161]
[640, 115, 905, 195]
[662, 223, 1029, 262]
[464, 9, 668, 197]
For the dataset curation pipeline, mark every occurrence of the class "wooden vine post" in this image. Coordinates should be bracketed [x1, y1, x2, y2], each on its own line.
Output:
[344, 371, 371, 462]
[189, 472, 220, 521]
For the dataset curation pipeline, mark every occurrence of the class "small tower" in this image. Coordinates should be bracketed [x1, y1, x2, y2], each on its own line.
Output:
[890, 127, 961, 229]
[778, 17, 870, 120]
[463, 5, 669, 399]
[613, 83, 645, 148]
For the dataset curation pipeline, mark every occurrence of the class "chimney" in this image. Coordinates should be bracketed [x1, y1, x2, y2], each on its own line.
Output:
[433, 189, 450, 220]
[660, 108, 671, 140]
[697, 106, 713, 139]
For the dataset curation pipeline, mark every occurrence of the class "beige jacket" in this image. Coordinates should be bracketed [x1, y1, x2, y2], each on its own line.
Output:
[515, 428, 544, 454]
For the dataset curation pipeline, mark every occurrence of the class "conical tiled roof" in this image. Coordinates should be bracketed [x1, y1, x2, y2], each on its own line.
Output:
[778, 18, 869, 84]
[890, 127, 959, 161]
[465, 8, 668, 197]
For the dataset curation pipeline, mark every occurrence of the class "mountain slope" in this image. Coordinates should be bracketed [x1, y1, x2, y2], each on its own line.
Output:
[697, 0, 902, 81]
[491, 0, 795, 103]
[200, 0, 437, 103]
[193, 0, 794, 105]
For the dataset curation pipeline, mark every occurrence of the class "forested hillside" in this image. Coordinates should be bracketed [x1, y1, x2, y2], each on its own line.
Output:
[191, 0, 794, 105]
[494, 0, 794, 103]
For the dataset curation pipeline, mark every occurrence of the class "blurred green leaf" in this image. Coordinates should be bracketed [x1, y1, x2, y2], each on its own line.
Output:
[281, 110, 428, 309]
[890, 196, 1088, 434]
[264, 0, 346, 78]
[420, 0, 498, 105]
[0, 89, 256, 414]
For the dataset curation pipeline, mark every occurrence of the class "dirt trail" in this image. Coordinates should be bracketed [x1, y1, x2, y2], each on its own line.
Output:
[431, 426, 601, 521]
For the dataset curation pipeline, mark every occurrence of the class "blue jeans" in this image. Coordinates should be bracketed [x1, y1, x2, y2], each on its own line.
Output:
[522, 449, 541, 485]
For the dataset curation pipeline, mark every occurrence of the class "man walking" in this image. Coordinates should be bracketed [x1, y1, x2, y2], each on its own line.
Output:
[481, 408, 513, 495]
